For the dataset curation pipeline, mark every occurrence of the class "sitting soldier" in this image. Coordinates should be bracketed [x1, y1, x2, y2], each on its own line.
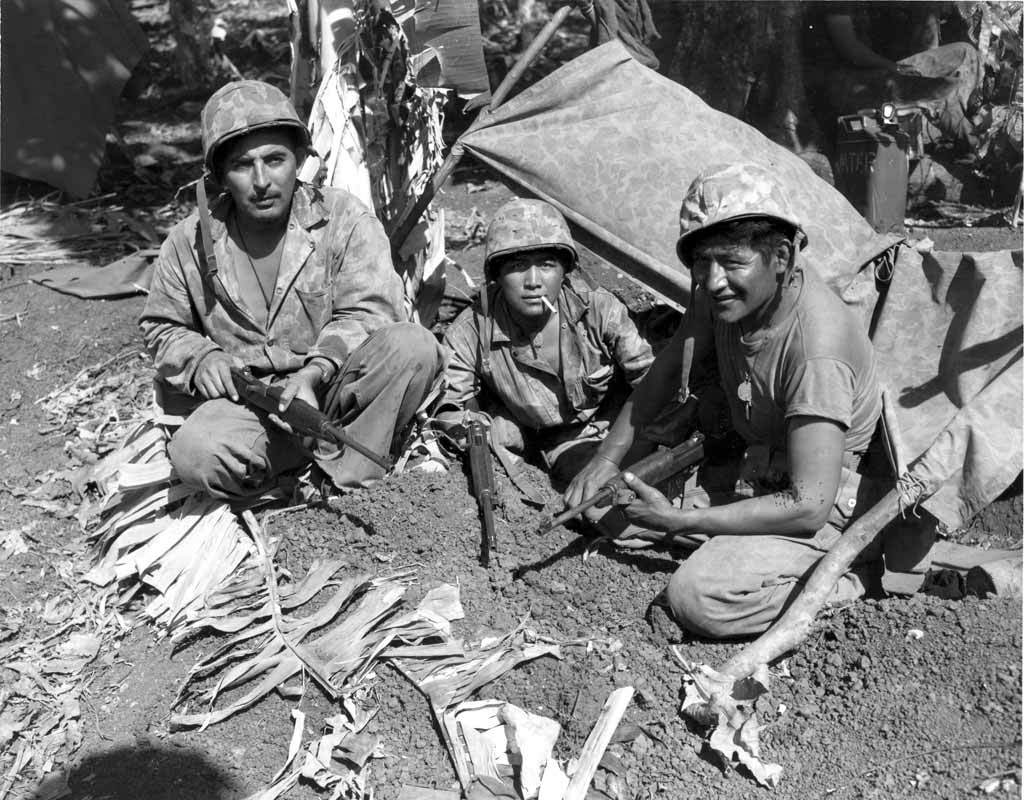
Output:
[803, 1, 981, 151]
[436, 198, 654, 484]
[565, 163, 887, 639]
[140, 80, 442, 500]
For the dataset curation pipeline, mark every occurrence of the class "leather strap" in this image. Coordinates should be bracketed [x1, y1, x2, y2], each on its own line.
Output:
[194, 178, 240, 314]
[676, 286, 700, 402]
[196, 178, 219, 281]
[490, 437, 546, 507]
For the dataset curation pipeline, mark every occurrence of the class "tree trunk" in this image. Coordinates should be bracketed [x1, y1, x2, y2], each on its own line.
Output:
[659, 1, 822, 153]
[168, 0, 217, 87]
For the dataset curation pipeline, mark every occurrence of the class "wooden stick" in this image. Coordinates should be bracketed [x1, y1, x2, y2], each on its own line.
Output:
[563, 686, 633, 800]
[719, 488, 905, 680]
[389, 3, 576, 251]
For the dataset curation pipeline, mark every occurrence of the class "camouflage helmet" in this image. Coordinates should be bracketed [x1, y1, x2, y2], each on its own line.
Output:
[484, 199, 578, 279]
[675, 163, 807, 263]
[201, 80, 310, 176]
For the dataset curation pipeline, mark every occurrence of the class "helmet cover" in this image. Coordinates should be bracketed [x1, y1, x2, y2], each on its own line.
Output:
[676, 163, 807, 262]
[201, 80, 310, 175]
[484, 199, 578, 278]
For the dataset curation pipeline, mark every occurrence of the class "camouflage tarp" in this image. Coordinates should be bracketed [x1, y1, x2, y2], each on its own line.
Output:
[459, 40, 894, 307]
[873, 246, 1022, 528]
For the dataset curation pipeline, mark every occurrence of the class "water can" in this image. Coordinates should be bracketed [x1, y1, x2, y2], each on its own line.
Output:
[833, 106, 912, 236]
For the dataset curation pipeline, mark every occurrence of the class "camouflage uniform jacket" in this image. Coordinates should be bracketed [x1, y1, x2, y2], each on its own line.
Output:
[140, 183, 404, 394]
[440, 283, 653, 431]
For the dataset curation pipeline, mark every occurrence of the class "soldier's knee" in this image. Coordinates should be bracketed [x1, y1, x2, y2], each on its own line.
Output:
[391, 322, 441, 366]
[667, 559, 715, 637]
[168, 421, 215, 488]
[666, 557, 746, 640]
[372, 323, 441, 381]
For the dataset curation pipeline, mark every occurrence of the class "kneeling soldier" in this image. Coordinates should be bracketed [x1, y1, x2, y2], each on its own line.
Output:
[565, 163, 886, 639]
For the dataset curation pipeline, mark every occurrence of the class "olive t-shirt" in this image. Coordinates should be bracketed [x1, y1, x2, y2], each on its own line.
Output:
[712, 264, 882, 460]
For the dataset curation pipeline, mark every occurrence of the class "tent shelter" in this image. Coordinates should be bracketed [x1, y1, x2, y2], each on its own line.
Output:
[458, 42, 894, 308]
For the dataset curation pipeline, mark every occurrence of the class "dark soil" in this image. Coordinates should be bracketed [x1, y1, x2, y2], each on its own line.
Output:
[1, 274, 1019, 798]
[1, 2, 1021, 799]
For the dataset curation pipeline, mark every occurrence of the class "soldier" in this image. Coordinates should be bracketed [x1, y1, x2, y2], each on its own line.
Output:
[436, 198, 654, 484]
[565, 163, 886, 639]
[803, 2, 981, 152]
[140, 80, 442, 500]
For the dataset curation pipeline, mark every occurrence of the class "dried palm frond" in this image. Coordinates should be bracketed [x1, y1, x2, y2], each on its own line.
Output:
[389, 616, 562, 790]
[243, 701, 379, 800]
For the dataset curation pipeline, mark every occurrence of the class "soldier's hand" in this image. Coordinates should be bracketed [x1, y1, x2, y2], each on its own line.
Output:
[620, 472, 681, 532]
[194, 351, 242, 401]
[276, 367, 320, 412]
[268, 367, 320, 435]
[434, 409, 490, 450]
[564, 454, 620, 509]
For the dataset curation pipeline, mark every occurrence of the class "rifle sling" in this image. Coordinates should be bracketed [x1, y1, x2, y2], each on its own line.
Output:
[195, 178, 240, 312]
[490, 438, 546, 507]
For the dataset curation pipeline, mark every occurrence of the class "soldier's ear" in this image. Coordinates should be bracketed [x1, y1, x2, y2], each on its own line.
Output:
[772, 238, 793, 275]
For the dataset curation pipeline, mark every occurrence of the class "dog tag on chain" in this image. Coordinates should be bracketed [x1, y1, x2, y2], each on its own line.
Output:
[737, 377, 752, 421]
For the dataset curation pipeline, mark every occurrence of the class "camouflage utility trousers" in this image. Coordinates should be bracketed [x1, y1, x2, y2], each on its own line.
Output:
[167, 322, 442, 499]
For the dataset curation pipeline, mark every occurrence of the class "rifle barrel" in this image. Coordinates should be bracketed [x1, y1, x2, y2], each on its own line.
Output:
[479, 488, 497, 565]
[318, 421, 392, 470]
[537, 486, 614, 534]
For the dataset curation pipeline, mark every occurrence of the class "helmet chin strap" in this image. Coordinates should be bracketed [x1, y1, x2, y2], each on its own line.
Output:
[783, 232, 801, 284]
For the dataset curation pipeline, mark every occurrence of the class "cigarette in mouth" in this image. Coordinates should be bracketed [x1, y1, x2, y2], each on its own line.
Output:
[541, 296, 557, 313]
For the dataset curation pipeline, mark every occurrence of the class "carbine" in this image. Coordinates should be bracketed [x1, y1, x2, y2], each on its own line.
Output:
[467, 418, 498, 566]
[230, 367, 391, 470]
[538, 432, 705, 534]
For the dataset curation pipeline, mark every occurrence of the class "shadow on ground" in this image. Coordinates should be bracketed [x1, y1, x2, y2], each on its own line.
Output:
[29, 743, 239, 800]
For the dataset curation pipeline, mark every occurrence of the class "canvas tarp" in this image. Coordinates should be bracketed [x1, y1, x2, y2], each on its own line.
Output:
[456, 40, 1022, 526]
[1, 0, 148, 198]
[459, 40, 896, 307]
[873, 246, 1022, 528]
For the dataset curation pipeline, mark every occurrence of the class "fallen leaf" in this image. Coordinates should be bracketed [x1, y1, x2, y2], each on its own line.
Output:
[42, 597, 74, 625]
[1, 527, 30, 558]
[60, 633, 101, 660]
[675, 649, 781, 789]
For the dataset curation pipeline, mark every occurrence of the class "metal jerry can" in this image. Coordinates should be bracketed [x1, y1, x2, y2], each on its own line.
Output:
[833, 104, 914, 235]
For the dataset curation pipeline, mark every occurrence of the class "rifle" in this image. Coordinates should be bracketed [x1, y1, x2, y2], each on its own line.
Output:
[229, 367, 392, 471]
[537, 432, 705, 534]
[467, 418, 498, 566]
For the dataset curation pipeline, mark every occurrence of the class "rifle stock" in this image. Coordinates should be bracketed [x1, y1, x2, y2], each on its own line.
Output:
[538, 432, 705, 534]
[467, 419, 498, 565]
[229, 367, 391, 470]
